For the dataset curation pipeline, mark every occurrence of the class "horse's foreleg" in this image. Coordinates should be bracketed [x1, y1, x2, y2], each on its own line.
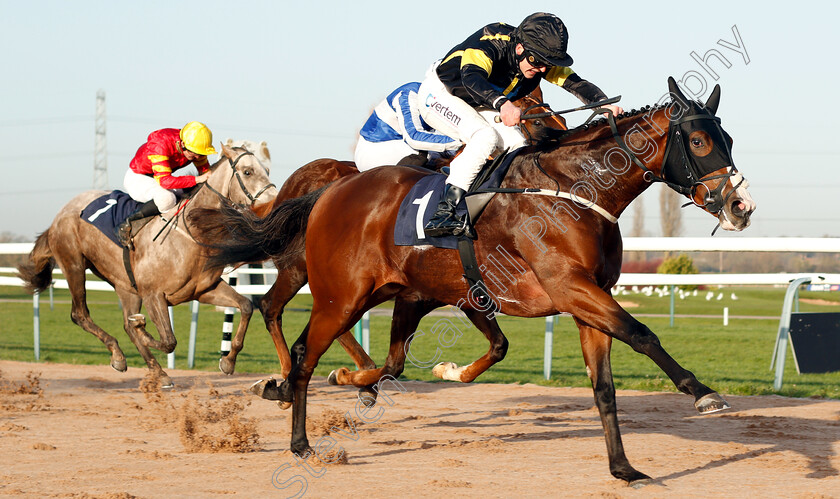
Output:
[431, 307, 508, 383]
[115, 289, 171, 388]
[565, 277, 727, 413]
[196, 280, 253, 375]
[577, 320, 650, 483]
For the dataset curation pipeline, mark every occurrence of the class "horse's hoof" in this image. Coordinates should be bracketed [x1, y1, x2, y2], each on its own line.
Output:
[613, 467, 651, 485]
[432, 361, 465, 381]
[432, 361, 456, 379]
[160, 376, 174, 390]
[695, 392, 731, 414]
[277, 401, 292, 410]
[249, 378, 287, 401]
[358, 386, 377, 408]
[111, 357, 127, 373]
[629, 478, 653, 489]
[327, 370, 339, 385]
[219, 357, 235, 375]
[249, 378, 275, 397]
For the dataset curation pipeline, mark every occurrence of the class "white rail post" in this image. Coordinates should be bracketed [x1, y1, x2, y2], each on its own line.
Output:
[772, 277, 812, 390]
[361, 311, 370, 354]
[221, 271, 237, 356]
[723, 307, 729, 326]
[543, 315, 555, 380]
[669, 285, 675, 327]
[33, 292, 40, 361]
[188, 300, 199, 368]
[167, 306, 175, 369]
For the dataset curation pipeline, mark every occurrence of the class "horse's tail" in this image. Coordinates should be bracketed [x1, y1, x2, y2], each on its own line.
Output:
[191, 186, 328, 270]
[16, 230, 55, 294]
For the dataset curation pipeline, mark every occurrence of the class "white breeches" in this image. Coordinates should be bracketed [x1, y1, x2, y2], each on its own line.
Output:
[123, 169, 178, 212]
[417, 62, 526, 191]
[354, 136, 419, 172]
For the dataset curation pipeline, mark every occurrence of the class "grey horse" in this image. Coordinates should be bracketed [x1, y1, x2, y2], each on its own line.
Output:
[17, 144, 277, 387]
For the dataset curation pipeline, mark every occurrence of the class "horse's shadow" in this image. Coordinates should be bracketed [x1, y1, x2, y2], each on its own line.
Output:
[367, 386, 838, 481]
[495, 392, 840, 481]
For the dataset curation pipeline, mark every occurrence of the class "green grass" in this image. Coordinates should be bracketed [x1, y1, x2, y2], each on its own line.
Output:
[1, 285, 839, 399]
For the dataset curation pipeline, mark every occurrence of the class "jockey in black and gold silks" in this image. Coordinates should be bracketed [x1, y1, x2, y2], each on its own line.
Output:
[434, 22, 607, 111]
[418, 13, 622, 238]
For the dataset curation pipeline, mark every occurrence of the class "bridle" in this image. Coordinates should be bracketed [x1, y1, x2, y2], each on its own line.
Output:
[598, 105, 743, 216]
[157, 149, 275, 243]
[203, 150, 276, 207]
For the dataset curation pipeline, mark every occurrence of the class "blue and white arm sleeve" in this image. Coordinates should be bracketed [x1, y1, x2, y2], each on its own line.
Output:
[394, 91, 462, 153]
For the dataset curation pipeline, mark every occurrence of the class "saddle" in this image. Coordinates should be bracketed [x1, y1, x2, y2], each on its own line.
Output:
[80, 191, 145, 247]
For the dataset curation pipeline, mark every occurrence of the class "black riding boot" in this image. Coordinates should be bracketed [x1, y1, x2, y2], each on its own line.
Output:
[424, 184, 469, 238]
[117, 200, 160, 248]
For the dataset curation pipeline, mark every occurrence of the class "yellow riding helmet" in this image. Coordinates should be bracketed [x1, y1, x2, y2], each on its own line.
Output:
[179, 121, 217, 156]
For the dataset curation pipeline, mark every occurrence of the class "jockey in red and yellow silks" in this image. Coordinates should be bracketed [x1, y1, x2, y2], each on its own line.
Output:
[129, 128, 211, 190]
[119, 121, 216, 248]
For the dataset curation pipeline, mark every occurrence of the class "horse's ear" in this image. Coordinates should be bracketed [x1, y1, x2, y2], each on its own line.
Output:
[260, 141, 271, 160]
[667, 76, 687, 103]
[221, 143, 236, 160]
[705, 84, 721, 115]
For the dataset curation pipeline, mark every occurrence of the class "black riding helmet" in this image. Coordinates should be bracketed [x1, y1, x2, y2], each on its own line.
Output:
[515, 12, 573, 67]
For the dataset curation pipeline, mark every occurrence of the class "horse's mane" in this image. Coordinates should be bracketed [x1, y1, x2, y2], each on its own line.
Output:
[535, 103, 669, 149]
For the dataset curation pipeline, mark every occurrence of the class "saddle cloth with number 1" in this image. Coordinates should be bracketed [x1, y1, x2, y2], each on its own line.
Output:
[393, 149, 522, 249]
[80, 191, 143, 246]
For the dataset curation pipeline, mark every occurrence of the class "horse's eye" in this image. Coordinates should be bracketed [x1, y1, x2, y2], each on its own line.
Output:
[244, 169, 252, 176]
[691, 138, 703, 147]
[535, 120, 542, 126]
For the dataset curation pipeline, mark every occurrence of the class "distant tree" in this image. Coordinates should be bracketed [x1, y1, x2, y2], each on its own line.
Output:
[657, 253, 699, 290]
[0, 232, 30, 267]
[659, 188, 683, 239]
[0, 231, 29, 243]
[630, 198, 645, 237]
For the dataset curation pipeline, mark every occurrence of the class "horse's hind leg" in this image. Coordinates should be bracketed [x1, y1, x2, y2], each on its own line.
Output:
[577, 320, 650, 483]
[127, 293, 177, 387]
[431, 307, 509, 383]
[54, 251, 127, 372]
[195, 280, 253, 375]
[115, 289, 171, 388]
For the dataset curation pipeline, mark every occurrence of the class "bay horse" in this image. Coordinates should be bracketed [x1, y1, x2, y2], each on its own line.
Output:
[243, 88, 567, 395]
[194, 77, 755, 483]
[17, 145, 277, 388]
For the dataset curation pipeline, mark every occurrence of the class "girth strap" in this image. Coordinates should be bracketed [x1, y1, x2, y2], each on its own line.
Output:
[123, 245, 137, 290]
[457, 238, 499, 316]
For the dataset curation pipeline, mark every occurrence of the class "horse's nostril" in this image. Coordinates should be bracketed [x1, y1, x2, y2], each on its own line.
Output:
[731, 200, 746, 217]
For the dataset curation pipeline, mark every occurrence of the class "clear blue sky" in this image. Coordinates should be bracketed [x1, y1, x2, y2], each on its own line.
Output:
[1, 0, 837, 239]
